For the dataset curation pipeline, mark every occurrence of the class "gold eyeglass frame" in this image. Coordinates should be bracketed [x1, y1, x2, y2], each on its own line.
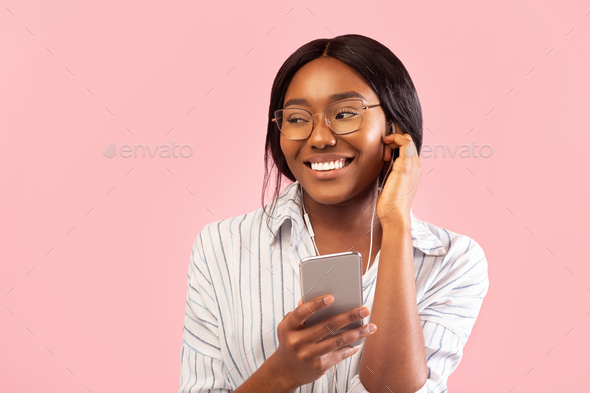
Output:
[271, 98, 381, 140]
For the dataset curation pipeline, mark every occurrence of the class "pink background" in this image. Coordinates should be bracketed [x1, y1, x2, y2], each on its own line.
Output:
[1, 1, 589, 392]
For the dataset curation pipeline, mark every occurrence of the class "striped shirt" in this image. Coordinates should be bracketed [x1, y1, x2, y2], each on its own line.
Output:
[178, 180, 489, 393]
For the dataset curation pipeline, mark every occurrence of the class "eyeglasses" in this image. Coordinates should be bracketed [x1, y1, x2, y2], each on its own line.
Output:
[272, 98, 381, 140]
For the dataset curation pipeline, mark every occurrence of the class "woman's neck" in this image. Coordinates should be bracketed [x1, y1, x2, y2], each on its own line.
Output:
[301, 181, 382, 239]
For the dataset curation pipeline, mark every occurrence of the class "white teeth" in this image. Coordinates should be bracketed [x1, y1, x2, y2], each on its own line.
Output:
[310, 158, 350, 171]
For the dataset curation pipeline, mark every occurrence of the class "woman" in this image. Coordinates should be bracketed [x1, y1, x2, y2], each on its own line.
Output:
[179, 34, 489, 393]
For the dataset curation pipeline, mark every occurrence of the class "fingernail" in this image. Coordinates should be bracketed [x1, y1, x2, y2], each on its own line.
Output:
[359, 308, 370, 317]
[367, 323, 377, 333]
[324, 295, 334, 305]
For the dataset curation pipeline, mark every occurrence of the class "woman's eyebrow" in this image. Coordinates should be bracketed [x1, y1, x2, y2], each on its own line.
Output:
[284, 91, 367, 107]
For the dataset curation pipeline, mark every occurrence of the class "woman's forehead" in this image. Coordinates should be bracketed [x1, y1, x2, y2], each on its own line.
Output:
[284, 59, 376, 107]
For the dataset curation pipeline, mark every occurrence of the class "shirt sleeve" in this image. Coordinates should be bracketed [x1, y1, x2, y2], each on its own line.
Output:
[414, 236, 489, 393]
[178, 230, 232, 393]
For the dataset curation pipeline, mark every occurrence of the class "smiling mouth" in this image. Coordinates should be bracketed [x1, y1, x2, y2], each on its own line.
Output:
[305, 157, 353, 171]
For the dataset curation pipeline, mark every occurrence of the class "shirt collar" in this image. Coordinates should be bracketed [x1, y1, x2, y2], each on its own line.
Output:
[268, 181, 447, 256]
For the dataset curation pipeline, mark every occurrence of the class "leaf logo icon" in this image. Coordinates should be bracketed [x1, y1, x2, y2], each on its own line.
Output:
[103, 142, 117, 158]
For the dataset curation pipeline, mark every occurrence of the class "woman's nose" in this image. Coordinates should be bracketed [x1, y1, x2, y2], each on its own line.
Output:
[308, 114, 336, 148]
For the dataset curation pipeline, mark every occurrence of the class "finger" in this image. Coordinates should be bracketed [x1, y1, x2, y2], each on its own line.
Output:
[326, 344, 363, 366]
[289, 294, 334, 329]
[337, 344, 362, 360]
[382, 133, 416, 158]
[383, 141, 392, 162]
[307, 306, 369, 345]
[382, 132, 412, 146]
[311, 323, 376, 359]
[298, 298, 302, 307]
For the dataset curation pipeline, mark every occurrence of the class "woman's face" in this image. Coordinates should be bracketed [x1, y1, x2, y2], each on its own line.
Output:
[280, 57, 389, 206]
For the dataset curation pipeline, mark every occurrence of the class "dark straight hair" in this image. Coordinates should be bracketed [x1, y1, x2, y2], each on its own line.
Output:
[262, 34, 424, 228]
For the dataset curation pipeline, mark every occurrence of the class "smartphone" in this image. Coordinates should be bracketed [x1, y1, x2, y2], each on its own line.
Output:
[299, 251, 365, 347]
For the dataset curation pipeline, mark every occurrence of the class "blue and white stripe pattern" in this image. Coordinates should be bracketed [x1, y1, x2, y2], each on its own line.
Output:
[178, 181, 489, 393]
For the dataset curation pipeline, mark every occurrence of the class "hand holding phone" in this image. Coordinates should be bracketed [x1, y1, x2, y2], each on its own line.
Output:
[271, 293, 377, 391]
